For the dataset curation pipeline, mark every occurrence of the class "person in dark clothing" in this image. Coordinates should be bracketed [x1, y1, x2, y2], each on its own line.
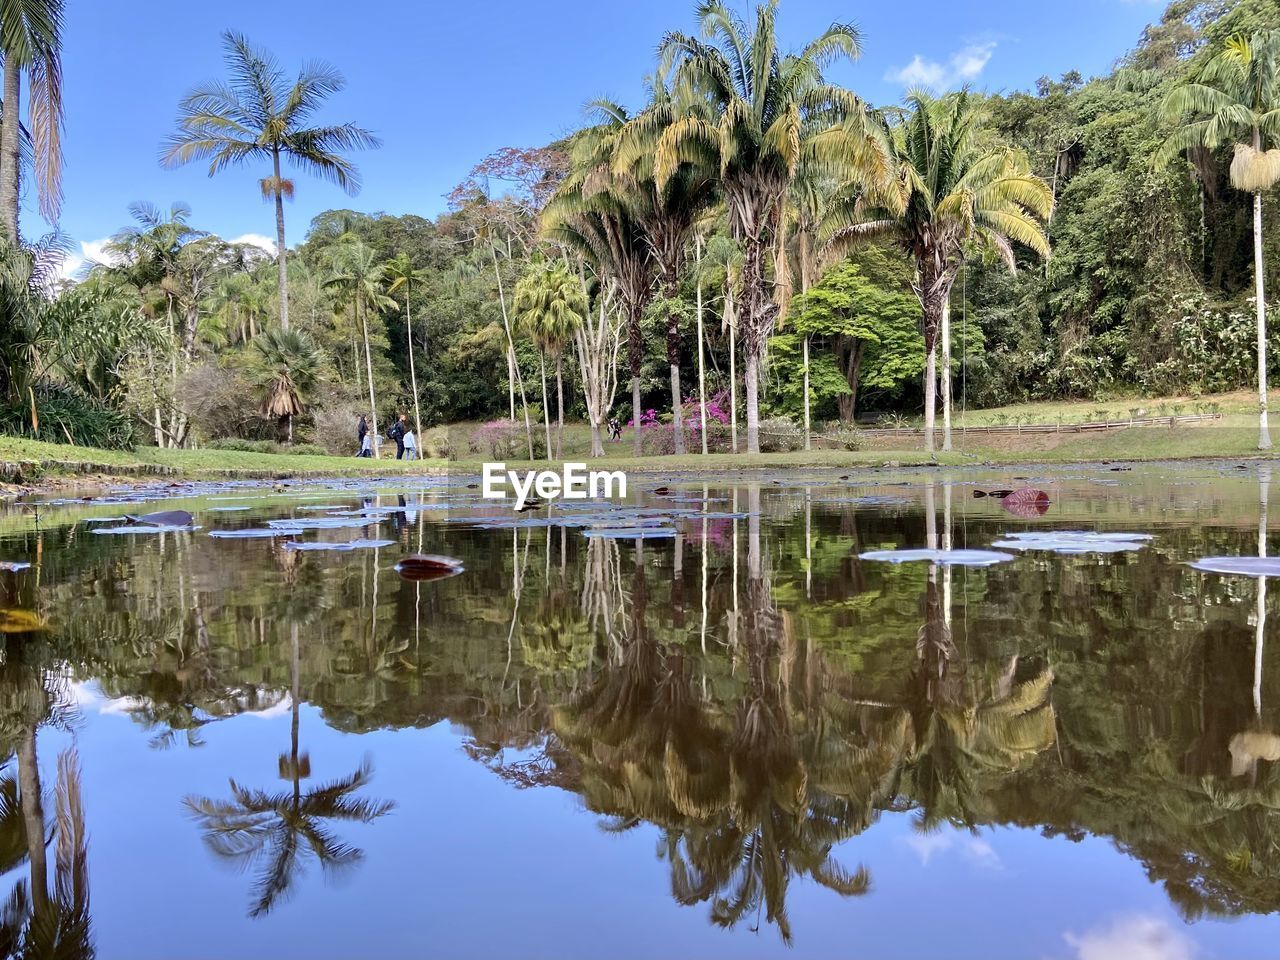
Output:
[607, 417, 622, 441]
[388, 414, 408, 460]
[357, 415, 371, 457]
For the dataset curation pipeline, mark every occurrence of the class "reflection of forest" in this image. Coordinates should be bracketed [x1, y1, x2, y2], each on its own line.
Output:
[6, 478, 1280, 940]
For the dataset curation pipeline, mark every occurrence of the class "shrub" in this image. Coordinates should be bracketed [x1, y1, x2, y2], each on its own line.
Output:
[205, 438, 329, 457]
[0, 383, 136, 450]
[758, 416, 803, 452]
[311, 403, 366, 456]
[469, 420, 546, 459]
[825, 425, 865, 451]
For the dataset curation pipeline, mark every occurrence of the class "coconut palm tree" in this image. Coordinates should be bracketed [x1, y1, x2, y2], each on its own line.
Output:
[325, 238, 394, 455]
[252, 327, 324, 443]
[825, 91, 1052, 453]
[383, 254, 427, 443]
[514, 263, 587, 458]
[1160, 31, 1280, 450]
[654, 0, 889, 453]
[0, 0, 64, 242]
[162, 30, 379, 333]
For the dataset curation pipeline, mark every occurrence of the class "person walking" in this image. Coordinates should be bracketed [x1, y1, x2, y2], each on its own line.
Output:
[403, 426, 418, 461]
[356, 414, 369, 457]
[388, 413, 408, 460]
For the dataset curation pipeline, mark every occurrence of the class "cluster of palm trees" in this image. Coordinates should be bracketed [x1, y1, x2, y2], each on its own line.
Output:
[540, 1, 1054, 455]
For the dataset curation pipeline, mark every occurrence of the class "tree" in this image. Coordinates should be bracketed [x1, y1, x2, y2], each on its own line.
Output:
[654, 0, 890, 453]
[514, 263, 587, 457]
[325, 238, 395, 455]
[1160, 30, 1280, 449]
[252, 327, 325, 442]
[826, 91, 1052, 452]
[383, 254, 427, 442]
[0, 0, 64, 242]
[163, 30, 379, 333]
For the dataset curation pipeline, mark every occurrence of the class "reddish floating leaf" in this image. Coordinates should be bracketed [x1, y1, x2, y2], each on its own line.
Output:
[1000, 488, 1050, 518]
[395, 554, 465, 582]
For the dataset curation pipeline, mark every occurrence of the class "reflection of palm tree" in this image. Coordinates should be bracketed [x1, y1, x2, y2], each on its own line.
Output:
[186, 754, 393, 918]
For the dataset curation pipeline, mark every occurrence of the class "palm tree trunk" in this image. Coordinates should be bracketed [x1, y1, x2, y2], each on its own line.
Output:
[696, 237, 708, 455]
[272, 149, 290, 332]
[1255, 187, 1272, 449]
[404, 288, 422, 441]
[941, 293, 953, 451]
[0, 59, 20, 243]
[745, 353, 761, 455]
[802, 334, 811, 451]
[632, 375, 642, 457]
[555, 355, 565, 459]
[539, 354, 552, 457]
[359, 298, 380, 458]
[728, 301, 738, 453]
[923, 341, 937, 454]
[666, 283, 685, 455]
[18, 728, 47, 915]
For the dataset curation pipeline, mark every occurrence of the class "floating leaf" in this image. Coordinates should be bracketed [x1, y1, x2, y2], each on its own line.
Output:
[992, 531, 1153, 554]
[395, 554, 465, 582]
[859, 548, 1016, 567]
[1190, 557, 1280, 577]
[0, 608, 44, 633]
[126, 510, 194, 527]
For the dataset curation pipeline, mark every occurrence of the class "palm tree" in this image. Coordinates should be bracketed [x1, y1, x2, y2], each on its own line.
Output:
[162, 30, 380, 332]
[654, 0, 889, 453]
[252, 327, 324, 443]
[325, 238, 394, 456]
[544, 150, 655, 457]
[825, 91, 1052, 453]
[514, 263, 587, 457]
[0, 0, 64, 241]
[1160, 31, 1280, 450]
[383, 254, 427, 443]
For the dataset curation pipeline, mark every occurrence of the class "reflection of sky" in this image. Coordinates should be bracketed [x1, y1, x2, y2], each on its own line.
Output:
[14, 701, 1274, 960]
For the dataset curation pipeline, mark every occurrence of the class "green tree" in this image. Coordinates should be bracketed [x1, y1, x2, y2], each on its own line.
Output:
[251, 327, 325, 442]
[654, 0, 889, 452]
[826, 91, 1052, 452]
[514, 263, 587, 457]
[0, 0, 64, 241]
[162, 30, 379, 333]
[1160, 30, 1280, 448]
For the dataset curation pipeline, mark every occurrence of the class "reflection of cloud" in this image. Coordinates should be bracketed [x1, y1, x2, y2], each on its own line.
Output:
[243, 694, 292, 719]
[1064, 915, 1195, 960]
[886, 42, 996, 89]
[903, 829, 1001, 868]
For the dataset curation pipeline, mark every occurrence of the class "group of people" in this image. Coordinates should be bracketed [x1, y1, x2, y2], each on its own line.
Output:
[356, 413, 418, 460]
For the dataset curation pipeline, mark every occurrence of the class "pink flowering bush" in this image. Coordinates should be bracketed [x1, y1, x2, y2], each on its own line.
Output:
[469, 419, 546, 459]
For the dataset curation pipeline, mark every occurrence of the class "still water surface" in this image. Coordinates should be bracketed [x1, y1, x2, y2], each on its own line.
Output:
[0, 462, 1278, 958]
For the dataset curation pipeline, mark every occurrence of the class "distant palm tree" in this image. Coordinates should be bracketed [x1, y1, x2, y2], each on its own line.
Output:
[825, 91, 1052, 453]
[325, 238, 394, 455]
[655, 0, 890, 453]
[252, 327, 325, 443]
[383, 254, 427, 442]
[514, 263, 587, 457]
[0, 0, 65, 241]
[1161, 31, 1280, 449]
[162, 30, 379, 332]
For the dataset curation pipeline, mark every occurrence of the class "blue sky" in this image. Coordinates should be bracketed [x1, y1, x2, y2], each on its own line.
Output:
[55, 0, 1166, 273]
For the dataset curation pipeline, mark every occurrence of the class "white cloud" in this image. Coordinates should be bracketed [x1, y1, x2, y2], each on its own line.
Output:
[56, 237, 115, 283]
[230, 232, 277, 255]
[1064, 915, 1195, 960]
[886, 42, 996, 89]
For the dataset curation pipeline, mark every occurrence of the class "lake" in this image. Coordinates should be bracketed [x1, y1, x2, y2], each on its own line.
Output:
[0, 461, 1277, 959]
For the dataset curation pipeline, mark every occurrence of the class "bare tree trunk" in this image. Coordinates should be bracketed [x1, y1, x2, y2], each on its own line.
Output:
[556, 355, 565, 459]
[359, 298, 380, 458]
[745, 353, 761, 455]
[539, 353, 552, 459]
[941, 293, 953, 451]
[802, 335, 811, 451]
[18, 728, 46, 915]
[923, 341, 937, 455]
[728, 300, 738, 453]
[273, 149, 290, 332]
[666, 282, 685, 455]
[1255, 186, 1272, 449]
[632, 376, 642, 457]
[695, 236, 708, 455]
[491, 245, 534, 458]
[0, 59, 20, 243]
[404, 286, 423, 441]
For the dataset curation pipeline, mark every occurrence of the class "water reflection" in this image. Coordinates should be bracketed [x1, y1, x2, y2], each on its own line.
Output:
[0, 467, 1277, 954]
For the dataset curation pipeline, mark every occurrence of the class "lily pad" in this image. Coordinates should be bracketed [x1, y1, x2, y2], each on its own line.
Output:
[395, 554, 464, 582]
[94, 524, 197, 535]
[0, 561, 31, 572]
[209, 528, 292, 539]
[859, 548, 1016, 567]
[992, 531, 1153, 554]
[581, 527, 678, 540]
[125, 510, 194, 527]
[1189, 557, 1280, 577]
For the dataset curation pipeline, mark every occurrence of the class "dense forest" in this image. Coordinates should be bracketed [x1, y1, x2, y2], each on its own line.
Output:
[4, 0, 1280, 456]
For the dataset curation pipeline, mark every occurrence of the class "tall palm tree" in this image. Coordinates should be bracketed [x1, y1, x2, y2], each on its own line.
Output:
[162, 30, 380, 332]
[252, 327, 324, 443]
[514, 263, 587, 458]
[654, 0, 889, 453]
[325, 238, 394, 456]
[544, 149, 655, 457]
[825, 91, 1052, 453]
[0, 0, 64, 242]
[1160, 31, 1280, 450]
[383, 254, 427, 443]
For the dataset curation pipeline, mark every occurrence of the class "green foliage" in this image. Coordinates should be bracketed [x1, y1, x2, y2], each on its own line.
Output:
[0, 382, 135, 450]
